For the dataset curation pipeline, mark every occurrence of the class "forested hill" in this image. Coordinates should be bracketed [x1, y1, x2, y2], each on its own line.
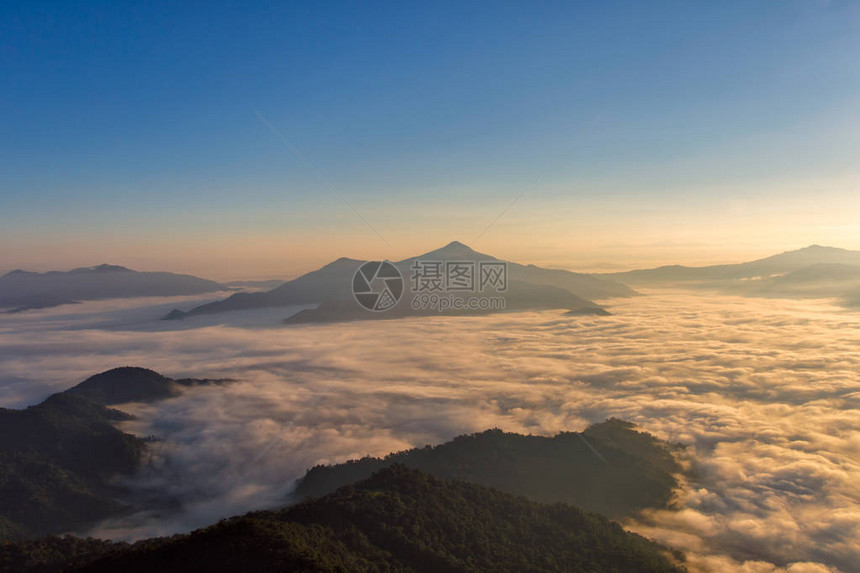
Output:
[294, 418, 683, 518]
[0, 392, 143, 541]
[0, 466, 686, 573]
[0, 367, 229, 541]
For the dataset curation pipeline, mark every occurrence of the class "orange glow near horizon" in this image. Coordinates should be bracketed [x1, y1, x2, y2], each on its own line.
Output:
[3, 175, 858, 281]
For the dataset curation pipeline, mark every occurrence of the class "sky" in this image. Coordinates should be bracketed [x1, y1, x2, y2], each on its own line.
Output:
[2, 1, 859, 280]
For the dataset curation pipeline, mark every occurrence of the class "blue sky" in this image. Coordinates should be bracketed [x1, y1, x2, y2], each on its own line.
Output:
[2, 1, 859, 278]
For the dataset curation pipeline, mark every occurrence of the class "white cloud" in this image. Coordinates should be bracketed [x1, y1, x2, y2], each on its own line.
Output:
[1, 290, 858, 572]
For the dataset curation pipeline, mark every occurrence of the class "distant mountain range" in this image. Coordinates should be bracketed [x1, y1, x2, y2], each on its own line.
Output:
[166, 241, 635, 323]
[8, 245, 857, 317]
[0, 368, 230, 540]
[0, 265, 227, 312]
[601, 245, 860, 307]
[0, 466, 685, 573]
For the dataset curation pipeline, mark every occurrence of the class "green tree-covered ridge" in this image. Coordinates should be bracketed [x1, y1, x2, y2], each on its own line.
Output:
[1, 365, 685, 572]
[294, 418, 683, 518]
[1, 465, 686, 573]
[0, 367, 230, 540]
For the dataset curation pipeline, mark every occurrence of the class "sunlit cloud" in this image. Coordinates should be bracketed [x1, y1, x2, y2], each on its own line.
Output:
[1, 291, 858, 572]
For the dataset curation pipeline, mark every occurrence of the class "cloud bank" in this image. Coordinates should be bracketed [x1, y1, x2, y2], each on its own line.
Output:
[0, 291, 858, 572]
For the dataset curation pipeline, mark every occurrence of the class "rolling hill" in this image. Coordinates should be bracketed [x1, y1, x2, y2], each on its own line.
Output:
[604, 245, 860, 284]
[602, 245, 860, 307]
[0, 265, 227, 312]
[293, 418, 681, 519]
[0, 466, 685, 573]
[0, 368, 229, 540]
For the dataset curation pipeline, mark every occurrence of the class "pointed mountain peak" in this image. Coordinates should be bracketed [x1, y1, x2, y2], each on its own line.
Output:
[320, 256, 365, 270]
[407, 241, 496, 262]
[1, 269, 32, 278]
[93, 264, 133, 272]
[68, 264, 133, 274]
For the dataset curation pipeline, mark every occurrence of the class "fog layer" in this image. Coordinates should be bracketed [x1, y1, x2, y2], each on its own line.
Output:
[0, 291, 857, 572]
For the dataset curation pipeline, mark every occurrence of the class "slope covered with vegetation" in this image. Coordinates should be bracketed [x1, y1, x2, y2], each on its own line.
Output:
[1, 466, 685, 573]
[0, 394, 143, 539]
[0, 367, 227, 540]
[294, 419, 682, 518]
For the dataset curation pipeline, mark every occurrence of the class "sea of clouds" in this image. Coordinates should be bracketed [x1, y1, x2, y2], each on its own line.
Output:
[0, 290, 858, 573]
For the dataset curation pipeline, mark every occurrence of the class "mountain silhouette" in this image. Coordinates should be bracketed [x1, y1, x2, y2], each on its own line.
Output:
[604, 245, 860, 283]
[166, 241, 633, 322]
[602, 245, 860, 307]
[0, 266, 227, 312]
